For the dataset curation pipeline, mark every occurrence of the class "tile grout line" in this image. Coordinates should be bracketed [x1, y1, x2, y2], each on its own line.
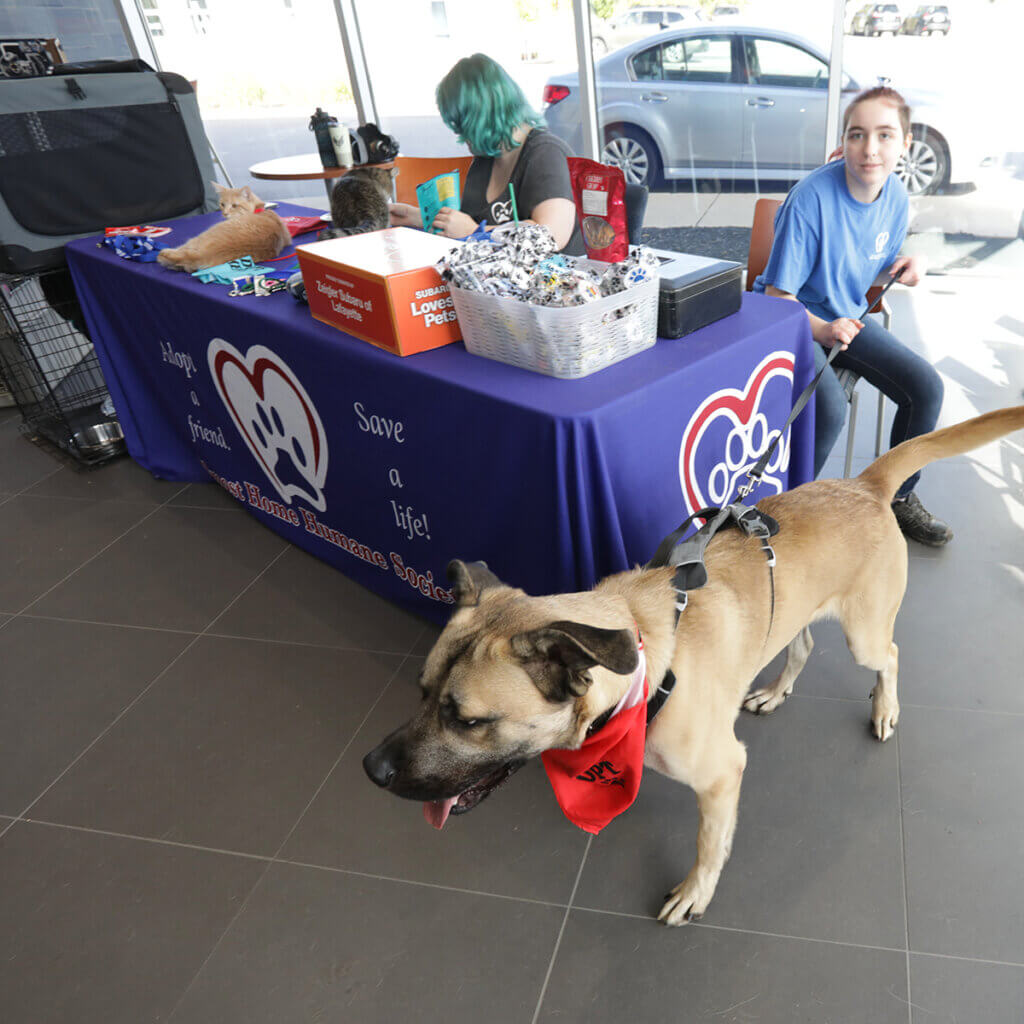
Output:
[9, 610, 432, 658]
[570, 905, 1024, 968]
[896, 730, 914, 1024]
[531, 835, 593, 1024]
[12, 633, 206, 822]
[5, 490, 214, 509]
[11, 540, 290, 823]
[9, 812, 1024, 973]
[13, 481, 194, 616]
[0, 457, 65, 510]
[267, 652, 416, 865]
[11, 814, 570, 912]
[163, 620, 430, 1019]
[164, 649, 416, 1022]
[785, 692, 1024, 719]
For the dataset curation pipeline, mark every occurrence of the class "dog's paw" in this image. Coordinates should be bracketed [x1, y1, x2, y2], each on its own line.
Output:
[742, 685, 792, 715]
[870, 688, 900, 742]
[657, 877, 712, 927]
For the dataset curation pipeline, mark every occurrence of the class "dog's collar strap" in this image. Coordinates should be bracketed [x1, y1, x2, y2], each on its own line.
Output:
[646, 671, 676, 724]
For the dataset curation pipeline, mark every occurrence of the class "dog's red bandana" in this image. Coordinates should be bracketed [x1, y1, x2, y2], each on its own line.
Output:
[541, 641, 648, 834]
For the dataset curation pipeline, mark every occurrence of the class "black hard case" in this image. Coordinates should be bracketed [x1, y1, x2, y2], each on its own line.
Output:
[649, 248, 743, 339]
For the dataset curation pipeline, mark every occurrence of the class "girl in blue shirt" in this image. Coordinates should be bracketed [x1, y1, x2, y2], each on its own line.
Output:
[753, 86, 949, 546]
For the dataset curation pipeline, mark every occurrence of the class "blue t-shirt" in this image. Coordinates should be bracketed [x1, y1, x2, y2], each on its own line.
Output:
[752, 161, 908, 322]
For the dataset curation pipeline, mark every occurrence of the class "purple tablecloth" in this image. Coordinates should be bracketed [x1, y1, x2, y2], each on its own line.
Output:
[66, 206, 815, 622]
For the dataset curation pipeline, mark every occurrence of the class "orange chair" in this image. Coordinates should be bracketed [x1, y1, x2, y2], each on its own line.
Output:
[746, 197, 890, 478]
[392, 155, 474, 207]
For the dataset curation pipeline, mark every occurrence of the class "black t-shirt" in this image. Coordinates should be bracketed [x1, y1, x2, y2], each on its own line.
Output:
[461, 128, 584, 255]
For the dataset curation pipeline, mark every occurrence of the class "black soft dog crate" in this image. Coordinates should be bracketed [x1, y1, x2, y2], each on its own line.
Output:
[0, 61, 219, 462]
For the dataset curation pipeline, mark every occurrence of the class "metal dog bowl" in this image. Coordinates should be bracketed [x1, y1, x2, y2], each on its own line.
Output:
[71, 420, 125, 455]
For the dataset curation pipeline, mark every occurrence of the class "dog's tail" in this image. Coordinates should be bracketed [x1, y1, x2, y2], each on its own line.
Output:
[858, 404, 1024, 502]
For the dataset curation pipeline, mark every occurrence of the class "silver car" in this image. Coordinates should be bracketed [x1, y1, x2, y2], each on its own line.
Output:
[542, 25, 990, 195]
[591, 7, 703, 58]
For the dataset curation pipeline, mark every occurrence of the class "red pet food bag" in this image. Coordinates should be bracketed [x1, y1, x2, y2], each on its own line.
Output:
[567, 157, 629, 262]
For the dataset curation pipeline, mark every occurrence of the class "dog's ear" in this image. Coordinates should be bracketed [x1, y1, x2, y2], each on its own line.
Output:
[510, 620, 638, 701]
[446, 559, 503, 608]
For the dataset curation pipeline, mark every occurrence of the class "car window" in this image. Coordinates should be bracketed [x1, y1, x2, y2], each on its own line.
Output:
[661, 36, 732, 83]
[622, 11, 641, 26]
[881, 5, 899, 11]
[745, 37, 827, 89]
[666, 11, 684, 21]
[643, 11, 665, 24]
[632, 42, 663, 81]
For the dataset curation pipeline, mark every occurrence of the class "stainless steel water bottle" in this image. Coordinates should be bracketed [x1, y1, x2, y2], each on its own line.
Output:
[309, 107, 339, 169]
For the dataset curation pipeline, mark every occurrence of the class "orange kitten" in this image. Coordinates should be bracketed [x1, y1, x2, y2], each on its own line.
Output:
[157, 183, 292, 272]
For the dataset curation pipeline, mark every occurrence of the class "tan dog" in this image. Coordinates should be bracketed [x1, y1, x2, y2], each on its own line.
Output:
[364, 406, 1024, 925]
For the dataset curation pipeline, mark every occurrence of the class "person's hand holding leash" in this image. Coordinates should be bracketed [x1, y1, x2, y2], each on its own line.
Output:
[818, 316, 864, 351]
[888, 255, 921, 287]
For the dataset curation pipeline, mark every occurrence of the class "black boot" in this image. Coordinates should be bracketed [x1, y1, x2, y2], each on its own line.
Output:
[892, 492, 953, 547]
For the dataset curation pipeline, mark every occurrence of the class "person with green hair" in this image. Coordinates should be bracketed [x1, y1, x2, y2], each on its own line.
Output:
[389, 53, 583, 253]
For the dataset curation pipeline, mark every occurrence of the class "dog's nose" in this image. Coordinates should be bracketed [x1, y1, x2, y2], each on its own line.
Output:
[362, 745, 396, 788]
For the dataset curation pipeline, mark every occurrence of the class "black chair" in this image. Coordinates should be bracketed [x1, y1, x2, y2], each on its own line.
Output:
[624, 183, 649, 246]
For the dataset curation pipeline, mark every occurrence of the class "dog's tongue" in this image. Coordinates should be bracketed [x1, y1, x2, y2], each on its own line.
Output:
[423, 796, 458, 829]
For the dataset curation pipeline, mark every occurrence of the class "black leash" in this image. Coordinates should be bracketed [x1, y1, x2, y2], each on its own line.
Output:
[734, 267, 904, 503]
[642, 269, 905, 726]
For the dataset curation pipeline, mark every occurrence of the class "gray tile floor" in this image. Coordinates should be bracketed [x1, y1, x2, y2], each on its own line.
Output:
[1, 276, 1023, 1022]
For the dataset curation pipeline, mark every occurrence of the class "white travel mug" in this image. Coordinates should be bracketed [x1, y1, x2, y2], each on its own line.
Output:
[329, 124, 353, 168]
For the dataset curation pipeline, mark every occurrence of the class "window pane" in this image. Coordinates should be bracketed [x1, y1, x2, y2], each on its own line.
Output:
[355, 1, 581, 170]
[662, 37, 732, 83]
[138, 1, 351, 202]
[632, 44, 663, 82]
[431, 2, 449, 37]
[747, 37, 827, 89]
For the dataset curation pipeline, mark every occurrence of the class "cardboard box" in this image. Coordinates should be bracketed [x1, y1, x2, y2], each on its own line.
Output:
[296, 227, 463, 356]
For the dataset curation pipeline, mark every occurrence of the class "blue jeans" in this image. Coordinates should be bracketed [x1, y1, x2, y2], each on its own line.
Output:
[812, 318, 944, 498]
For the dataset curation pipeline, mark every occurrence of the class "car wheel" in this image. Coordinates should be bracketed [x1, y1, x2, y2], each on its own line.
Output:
[592, 36, 608, 57]
[602, 127, 661, 188]
[896, 127, 949, 195]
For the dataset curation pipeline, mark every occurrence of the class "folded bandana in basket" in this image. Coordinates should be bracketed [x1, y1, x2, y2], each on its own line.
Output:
[541, 638, 648, 834]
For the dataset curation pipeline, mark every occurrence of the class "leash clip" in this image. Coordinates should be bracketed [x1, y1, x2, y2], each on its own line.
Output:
[761, 541, 776, 567]
[735, 468, 761, 501]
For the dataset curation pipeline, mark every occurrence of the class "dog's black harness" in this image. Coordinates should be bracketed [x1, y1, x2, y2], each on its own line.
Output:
[641, 501, 780, 726]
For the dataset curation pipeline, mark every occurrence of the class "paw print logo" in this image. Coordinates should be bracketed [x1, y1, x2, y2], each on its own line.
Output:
[679, 351, 795, 514]
[208, 340, 328, 511]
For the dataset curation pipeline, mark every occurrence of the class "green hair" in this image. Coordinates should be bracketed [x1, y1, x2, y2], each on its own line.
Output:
[436, 54, 545, 157]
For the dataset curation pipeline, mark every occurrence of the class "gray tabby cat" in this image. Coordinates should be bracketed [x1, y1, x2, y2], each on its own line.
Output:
[319, 166, 396, 240]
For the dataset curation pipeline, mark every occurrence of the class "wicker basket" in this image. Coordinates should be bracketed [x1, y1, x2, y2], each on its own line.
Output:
[449, 272, 659, 380]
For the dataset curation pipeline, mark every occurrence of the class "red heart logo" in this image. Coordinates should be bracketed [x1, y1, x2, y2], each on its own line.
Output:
[207, 340, 329, 511]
